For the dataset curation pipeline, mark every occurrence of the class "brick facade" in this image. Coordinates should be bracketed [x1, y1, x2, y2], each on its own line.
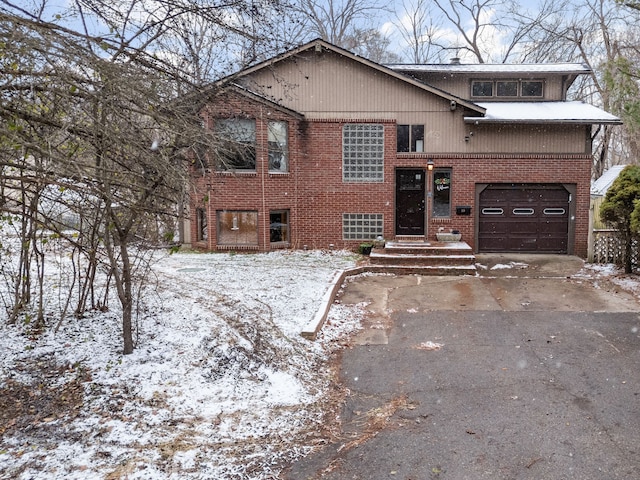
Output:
[187, 41, 614, 258]
[190, 91, 592, 256]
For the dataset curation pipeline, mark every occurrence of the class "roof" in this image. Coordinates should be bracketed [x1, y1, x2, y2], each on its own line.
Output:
[386, 63, 591, 75]
[591, 165, 627, 196]
[213, 39, 485, 115]
[464, 101, 622, 125]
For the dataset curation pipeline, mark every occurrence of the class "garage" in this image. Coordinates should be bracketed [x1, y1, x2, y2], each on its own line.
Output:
[478, 184, 570, 253]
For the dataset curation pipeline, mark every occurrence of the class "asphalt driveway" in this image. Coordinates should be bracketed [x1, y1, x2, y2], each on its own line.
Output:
[285, 255, 640, 479]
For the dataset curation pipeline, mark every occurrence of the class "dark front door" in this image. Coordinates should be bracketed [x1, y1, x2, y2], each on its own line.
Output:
[396, 168, 426, 236]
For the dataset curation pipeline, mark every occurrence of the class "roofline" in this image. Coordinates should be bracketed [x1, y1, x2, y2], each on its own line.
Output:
[464, 117, 622, 125]
[226, 84, 305, 119]
[386, 63, 592, 75]
[214, 38, 486, 115]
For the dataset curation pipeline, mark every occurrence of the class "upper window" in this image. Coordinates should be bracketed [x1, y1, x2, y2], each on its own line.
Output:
[471, 80, 544, 99]
[343, 124, 384, 182]
[521, 81, 544, 97]
[215, 118, 256, 171]
[397, 125, 425, 153]
[496, 80, 518, 97]
[268, 121, 288, 173]
[472, 81, 493, 97]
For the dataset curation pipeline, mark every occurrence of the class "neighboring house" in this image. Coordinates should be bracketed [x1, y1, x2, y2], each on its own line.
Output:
[590, 165, 626, 229]
[188, 39, 621, 256]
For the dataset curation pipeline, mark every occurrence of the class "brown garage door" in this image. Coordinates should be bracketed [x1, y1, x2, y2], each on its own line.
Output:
[478, 184, 569, 253]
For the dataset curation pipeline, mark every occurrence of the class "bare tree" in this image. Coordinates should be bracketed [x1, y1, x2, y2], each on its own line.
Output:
[531, 0, 640, 176]
[290, 0, 394, 53]
[395, 0, 448, 63]
[0, 0, 282, 353]
[393, 0, 569, 64]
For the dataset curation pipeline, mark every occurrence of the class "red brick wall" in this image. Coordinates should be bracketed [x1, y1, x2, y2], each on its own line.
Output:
[190, 93, 592, 257]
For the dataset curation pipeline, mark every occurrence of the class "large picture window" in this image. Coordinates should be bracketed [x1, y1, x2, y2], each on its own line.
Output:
[217, 210, 258, 246]
[343, 124, 384, 182]
[397, 124, 425, 152]
[268, 121, 288, 172]
[432, 169, 451, 218]
[215, 118, 256, 171]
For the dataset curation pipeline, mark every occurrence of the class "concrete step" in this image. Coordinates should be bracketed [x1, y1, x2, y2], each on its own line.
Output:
[370, 252, 476, 267]
[368, 240, 476, 275]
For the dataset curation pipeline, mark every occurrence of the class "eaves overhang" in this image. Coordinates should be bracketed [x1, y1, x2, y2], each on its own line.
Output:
[464, 101, 622, 125]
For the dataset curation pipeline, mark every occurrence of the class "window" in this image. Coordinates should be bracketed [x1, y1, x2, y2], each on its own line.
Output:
[342, 213, 384, 240]
[269, 210, 290, 243]
[432, 169, 451, 218]
[217, 210, 258, 246]
[343, 124, 384, 182]
[521, 81, 544, 97]
[496, 80, 518, 97]
[215, 118, 256, 171]
[397, 124, 425, 152]
[472, 79, 544, 98]
[268, 121, 288, 172]
[196, 207, 207, 241]
[472, 81, 493, 97]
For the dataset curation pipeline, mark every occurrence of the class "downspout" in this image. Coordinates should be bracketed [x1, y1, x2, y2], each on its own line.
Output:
[208, 183, 213, 252]
[261, 107, 268, 250]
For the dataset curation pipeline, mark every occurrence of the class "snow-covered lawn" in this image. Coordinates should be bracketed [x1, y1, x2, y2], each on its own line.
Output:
[0, 250, 365, 480]
[1, 249, 638, 480]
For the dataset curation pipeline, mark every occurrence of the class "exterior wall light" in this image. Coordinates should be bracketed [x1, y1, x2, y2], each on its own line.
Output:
[427, 159, 434, 171]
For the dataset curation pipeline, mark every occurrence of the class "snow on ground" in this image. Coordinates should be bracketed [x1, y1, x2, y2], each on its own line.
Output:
[0, 249, 365, 480]
[1, 248, 639, 480]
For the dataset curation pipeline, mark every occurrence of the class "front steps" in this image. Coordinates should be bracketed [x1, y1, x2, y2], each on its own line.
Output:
[368, 239, 476, 276]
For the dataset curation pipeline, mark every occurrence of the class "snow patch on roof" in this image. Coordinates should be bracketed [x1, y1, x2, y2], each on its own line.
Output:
[386, 63, 590, 74]
[591, 165, 626, 196]
[465, 101, 621, 124]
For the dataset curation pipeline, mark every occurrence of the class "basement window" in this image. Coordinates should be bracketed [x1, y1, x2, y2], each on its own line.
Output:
[270, 210, 290, 243]
[196, 207, 207, 241]
[217, 210, 258, 246]
[342, 213, 384, 240]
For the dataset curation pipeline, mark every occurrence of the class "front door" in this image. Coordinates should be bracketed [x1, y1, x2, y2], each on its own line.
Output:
[396, 168, 426, 236]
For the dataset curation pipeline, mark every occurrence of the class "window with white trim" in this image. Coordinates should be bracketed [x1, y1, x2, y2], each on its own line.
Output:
[342, 213, 384, 240]
[268, 121, 288, 172]
[343, 124, 384, 182]
[215, 118, 256, 171]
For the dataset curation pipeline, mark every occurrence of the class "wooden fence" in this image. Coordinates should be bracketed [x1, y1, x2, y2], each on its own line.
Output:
[588, 229, 639, 272]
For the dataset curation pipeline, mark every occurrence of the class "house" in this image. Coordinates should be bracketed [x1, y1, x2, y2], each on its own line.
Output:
[188, 39, 621, 257]
[590, 165, 626, 230]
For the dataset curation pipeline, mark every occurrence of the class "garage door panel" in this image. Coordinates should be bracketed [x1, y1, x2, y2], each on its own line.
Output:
[479, 184, 569, 253]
